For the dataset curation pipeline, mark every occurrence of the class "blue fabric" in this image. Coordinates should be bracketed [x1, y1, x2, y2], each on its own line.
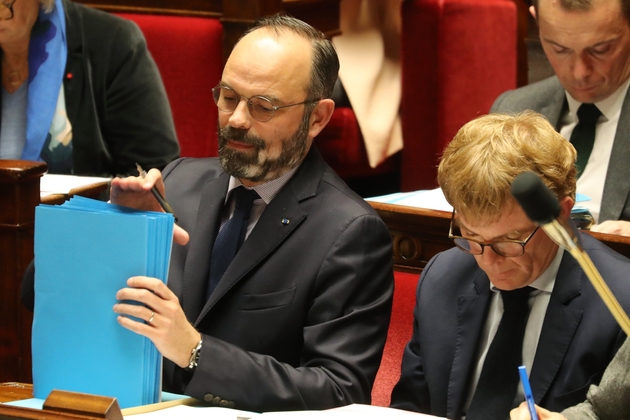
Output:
[21, 0, 67, 162]
[0, 82, 28, 158]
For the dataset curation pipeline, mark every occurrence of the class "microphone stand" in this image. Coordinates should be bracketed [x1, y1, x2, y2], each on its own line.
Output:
[542, 219, 630, 336]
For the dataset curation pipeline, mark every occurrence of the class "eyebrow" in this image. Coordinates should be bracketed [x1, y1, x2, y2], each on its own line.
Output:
[456, 221, 528, 241]
[542, 36, 620, 51]
[218, 82, 282, 103]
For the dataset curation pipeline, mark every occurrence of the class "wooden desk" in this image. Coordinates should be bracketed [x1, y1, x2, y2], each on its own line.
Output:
[0, 383, 125, 420]
[0, 382, 33, 403]
[369, 201, 630, 274]
[0, 161, 109, 384]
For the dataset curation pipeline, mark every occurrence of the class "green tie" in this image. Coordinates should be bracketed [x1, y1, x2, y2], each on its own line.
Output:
[570, 103, 601, 178]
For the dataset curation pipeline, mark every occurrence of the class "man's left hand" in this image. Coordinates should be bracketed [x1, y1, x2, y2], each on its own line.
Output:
[113, 276, 201, 368]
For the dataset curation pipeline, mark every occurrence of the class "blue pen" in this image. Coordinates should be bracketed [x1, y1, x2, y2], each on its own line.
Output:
[518, 365, 539, 420]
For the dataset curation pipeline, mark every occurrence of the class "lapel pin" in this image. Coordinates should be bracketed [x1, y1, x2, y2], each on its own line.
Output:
[281, 218, 290, 225]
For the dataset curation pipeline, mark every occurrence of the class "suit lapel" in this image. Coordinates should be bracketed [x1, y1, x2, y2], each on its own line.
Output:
[196, 191, 307, 322]
[600, 87, 630, 221]
[530, 251, 583, 403]
[544, 79, 568, 131]
[447, 272, 492, 420]
[182, 173, 229, 321]
[194, 147, 324, 324]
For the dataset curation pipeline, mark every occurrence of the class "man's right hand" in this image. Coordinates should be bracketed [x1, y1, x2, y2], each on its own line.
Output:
[110, 169, 189, 245]
[510, 402, 568, 420]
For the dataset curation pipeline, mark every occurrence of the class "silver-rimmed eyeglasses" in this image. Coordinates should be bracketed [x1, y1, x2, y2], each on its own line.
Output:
[448, 210, 539, 258]
[0, 0, 16, 20]
[212, 85, 319, 122]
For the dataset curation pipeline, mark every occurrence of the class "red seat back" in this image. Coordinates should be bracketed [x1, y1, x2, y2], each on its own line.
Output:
[400, 0, 517, 190]
[115, 13, 224, 158]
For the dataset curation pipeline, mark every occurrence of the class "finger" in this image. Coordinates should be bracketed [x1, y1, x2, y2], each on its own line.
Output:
[119, 277, 175, 305]
[111, 175, 148, 192]
[174, 225, 190, 245]
[116, 314, 155, 337]
[116, 289, 165, 312]
[143, 168, 167, 195]
[509, 402, 530, 420]
[113, 302, 156, 323]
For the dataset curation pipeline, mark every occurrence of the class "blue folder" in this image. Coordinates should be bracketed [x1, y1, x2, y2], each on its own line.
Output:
[32, 196, 174, 409]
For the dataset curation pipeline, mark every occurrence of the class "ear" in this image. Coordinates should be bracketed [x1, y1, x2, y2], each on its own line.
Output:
[558, 196, 575, 220]
[529, 5, 537, 22]
[307, 99, 335, 140]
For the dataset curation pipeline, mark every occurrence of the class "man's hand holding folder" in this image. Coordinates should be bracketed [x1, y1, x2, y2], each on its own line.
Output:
[110, 170, 202, 370]
[114, 276, 203, 370]
[111, 168, 189, 245]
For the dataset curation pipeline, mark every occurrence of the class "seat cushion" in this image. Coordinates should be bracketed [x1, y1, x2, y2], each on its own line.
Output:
[371, 271, 419, 406]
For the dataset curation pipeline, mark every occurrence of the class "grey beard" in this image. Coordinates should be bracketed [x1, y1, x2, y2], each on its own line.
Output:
[217, 115, 310, 183]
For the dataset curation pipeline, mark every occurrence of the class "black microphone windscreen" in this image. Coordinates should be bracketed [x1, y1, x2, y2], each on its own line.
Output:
[511, 172, 561, 224]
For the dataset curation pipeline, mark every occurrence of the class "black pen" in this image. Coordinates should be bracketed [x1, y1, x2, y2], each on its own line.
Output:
[135, 163, 178, 222]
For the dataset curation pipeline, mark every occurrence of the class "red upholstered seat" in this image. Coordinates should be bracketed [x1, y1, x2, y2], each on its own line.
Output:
[371, 271, 420, 406]
[400, 0, 517, 190]
[115, 13, 224, 158]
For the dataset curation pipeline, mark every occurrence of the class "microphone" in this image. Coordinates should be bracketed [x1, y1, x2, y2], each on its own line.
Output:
[511, 171, 583, 252]
[511, 172, 630, 336]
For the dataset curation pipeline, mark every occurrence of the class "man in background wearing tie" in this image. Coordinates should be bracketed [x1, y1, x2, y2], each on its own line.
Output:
[390, 112, 630, 420]
[108, 15, 394, 412]
[491, 0, 630, 236]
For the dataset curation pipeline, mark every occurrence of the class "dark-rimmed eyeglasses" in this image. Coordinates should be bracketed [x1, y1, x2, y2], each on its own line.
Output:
[0, 0, 16, 20]
[448, 210, 539, 258]
[212, 85, 319, 122]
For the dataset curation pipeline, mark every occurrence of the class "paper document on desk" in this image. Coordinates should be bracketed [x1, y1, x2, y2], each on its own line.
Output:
[367, 188, 453, 211]
[32, 196, 174, 409]
[40, 174, 111, 198]
[124, 403, 446, 419]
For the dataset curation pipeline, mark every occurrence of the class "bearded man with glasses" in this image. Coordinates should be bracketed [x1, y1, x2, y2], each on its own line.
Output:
[391, 111, 630, 420]
[101, 13, 393, 413]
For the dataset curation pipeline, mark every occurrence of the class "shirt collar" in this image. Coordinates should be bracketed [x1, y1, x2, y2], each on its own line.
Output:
[565, 76, 630, 122]
[226, 165, 300, 205]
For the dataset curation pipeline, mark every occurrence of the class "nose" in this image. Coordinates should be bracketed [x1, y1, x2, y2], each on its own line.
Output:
[227, 98, 252, 130]
[571, 53, 593, 81]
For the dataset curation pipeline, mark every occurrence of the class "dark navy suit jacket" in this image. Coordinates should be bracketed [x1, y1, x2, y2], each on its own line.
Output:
[390, 233, 630, 419]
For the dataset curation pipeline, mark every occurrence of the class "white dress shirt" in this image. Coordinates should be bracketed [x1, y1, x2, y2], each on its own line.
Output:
[463, 246, 564, 415]
[560, 78, 630, 223]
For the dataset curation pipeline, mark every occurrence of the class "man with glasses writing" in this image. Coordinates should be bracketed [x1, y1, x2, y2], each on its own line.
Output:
[105, 14, 394, 413]
[390, 111, 630, 420]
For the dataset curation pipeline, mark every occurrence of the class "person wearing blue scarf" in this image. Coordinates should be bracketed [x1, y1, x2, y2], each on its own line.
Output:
[0, 0, 179, 176]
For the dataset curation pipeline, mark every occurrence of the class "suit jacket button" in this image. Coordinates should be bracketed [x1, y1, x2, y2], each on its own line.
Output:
[219, 399, 229, 407]
[228, 401, 235, 408]
[212, 396, 222, 405]
[203, 393, 214, 402]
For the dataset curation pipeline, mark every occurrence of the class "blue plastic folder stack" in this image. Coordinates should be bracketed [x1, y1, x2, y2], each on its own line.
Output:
[31, 196, 174, 409]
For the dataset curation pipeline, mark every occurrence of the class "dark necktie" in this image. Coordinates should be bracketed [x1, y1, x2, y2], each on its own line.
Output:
[207, 187, 259, 299]
[466, 287, 533, 420]
[570, 103, 601, 178]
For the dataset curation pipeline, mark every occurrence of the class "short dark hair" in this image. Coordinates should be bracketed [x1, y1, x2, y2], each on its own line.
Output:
[241, 13, 340, 101]
[532, 0, 630, 24]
